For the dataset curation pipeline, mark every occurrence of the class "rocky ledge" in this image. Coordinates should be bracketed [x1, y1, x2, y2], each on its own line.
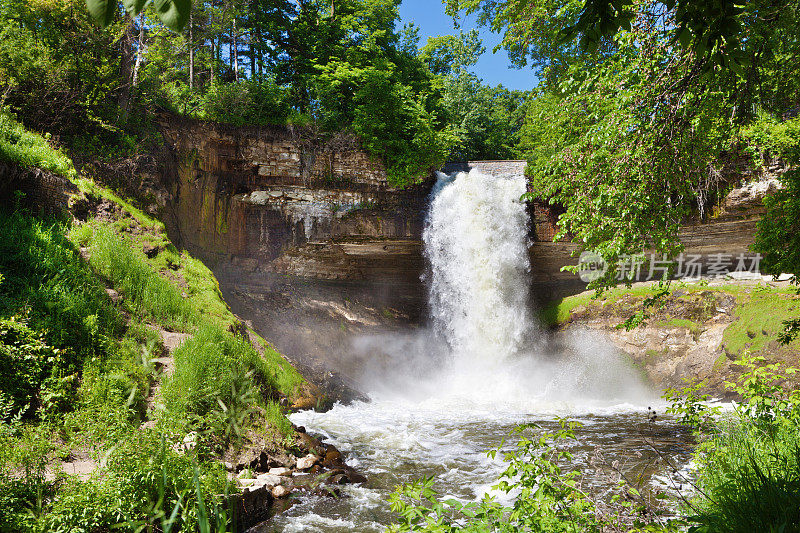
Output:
[554, 278, 800, 398]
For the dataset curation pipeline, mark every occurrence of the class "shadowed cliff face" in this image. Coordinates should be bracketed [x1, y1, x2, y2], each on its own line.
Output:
[155, 120, 769, 398]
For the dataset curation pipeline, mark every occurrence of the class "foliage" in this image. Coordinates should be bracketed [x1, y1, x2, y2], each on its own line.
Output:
[681, 355, 800, 532]
[389, 420, 660, 532]
[72, 222, 196, 330]
[509, 0, 800, 297]
[0, 0, 125, 141]
[0, 318, 61, 421]
[445, 0, 769, 76]
[0, 210, 123, 383]
[87, 0, 191, 31]
[0, 108, 76, 179]
[162, 324, 293, 438]
[198, 79, 290, 126]
[749, 119, 800, 329]
[664, 380, 721, 429]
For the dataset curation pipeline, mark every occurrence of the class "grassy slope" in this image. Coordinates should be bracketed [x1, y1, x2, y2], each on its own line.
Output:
[0, 112, 312, 531]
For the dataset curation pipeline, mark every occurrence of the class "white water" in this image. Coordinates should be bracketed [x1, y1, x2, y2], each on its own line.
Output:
[262, 170, 685, 533]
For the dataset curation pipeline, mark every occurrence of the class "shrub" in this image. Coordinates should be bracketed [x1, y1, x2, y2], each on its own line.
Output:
[0, 318, 60, 421]
[199, 79, 291, 126]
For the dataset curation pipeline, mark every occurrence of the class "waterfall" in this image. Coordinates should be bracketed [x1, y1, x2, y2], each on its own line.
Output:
[423, 170, 533, 363]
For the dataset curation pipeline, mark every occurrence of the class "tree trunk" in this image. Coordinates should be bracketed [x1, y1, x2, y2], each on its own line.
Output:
[188, 10, 194, 90]
[132, 14, 145, 88]
[250, 33, 255, 79]
[117, 15, 136, 125]
[210, 39, 215, 85]
[233, 17, 238, 82]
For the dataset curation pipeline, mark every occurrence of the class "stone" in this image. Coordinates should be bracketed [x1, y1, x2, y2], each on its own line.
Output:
[255, 473, 282, 487]
[724, 177, 782, 213]
[323, 448, 343, 468]
[296, 454, 319, 470]
[142, 242, 161, 258]
[268, 467, 292, 476]
[271, 485, 291, 498]
[105, 288, 122, 304]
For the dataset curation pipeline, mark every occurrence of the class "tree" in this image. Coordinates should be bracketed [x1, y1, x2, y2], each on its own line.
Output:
[445, 0, 760, 77]
[514, 0, 800, 293]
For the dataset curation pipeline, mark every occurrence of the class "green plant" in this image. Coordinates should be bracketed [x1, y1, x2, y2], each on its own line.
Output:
[389, 420, 648, 532]
[75, 223, 195, 330]
[664, 380, 722, 429]
[0, 108, 76, 179]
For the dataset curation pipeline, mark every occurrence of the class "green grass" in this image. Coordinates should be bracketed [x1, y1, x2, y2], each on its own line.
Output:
[690, 416, 800, 532]
[74, 178, 164, 231]
[0, 109, 75, 179]
[722, 287, 800, 358]
[0, 211, 123, 372]
[660, 318, 701, 336]
[71, 222, 196, 331]
[162, 324, 295, 438]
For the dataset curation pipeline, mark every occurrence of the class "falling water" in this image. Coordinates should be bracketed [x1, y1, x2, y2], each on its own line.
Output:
[424, 170, 533, 363]
[261, 170, 689, 533]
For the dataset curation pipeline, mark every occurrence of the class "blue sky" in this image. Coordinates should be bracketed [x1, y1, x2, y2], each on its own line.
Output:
[397, 0, 538, 91]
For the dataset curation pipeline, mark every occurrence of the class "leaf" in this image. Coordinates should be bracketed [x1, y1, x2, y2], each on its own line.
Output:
[122, 0, 148, 16]
[85, 0, 117, 27]
[153, 0, 191, 31]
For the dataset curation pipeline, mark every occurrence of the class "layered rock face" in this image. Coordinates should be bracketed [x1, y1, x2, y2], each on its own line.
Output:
[157, 118, 431, 394]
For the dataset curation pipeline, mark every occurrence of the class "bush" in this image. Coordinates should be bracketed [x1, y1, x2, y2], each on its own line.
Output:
[199, 79, 291, 126]
[0, 318, 60, 421]
[42, 432, 233, 533]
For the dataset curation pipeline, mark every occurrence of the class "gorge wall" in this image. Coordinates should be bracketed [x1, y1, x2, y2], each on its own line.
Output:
[151, 117, 772, 397]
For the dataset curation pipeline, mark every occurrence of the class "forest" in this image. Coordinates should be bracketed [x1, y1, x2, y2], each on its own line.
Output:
[2, 0, 800, 531]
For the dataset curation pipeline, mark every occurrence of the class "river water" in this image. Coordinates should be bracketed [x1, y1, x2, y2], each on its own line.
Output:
[259, 170, 695, 532]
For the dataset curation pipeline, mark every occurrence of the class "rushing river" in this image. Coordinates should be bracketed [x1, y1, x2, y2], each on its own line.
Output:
[258, 169, 695, 532]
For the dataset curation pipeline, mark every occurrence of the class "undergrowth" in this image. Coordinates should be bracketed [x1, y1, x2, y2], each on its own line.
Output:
[0, 108, 75, 178]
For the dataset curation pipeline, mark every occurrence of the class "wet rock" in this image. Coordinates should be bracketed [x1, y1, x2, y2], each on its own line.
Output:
[323, 447, 343, 468]
[328, 473, 348, 485]
[344, 468, 367, 484]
